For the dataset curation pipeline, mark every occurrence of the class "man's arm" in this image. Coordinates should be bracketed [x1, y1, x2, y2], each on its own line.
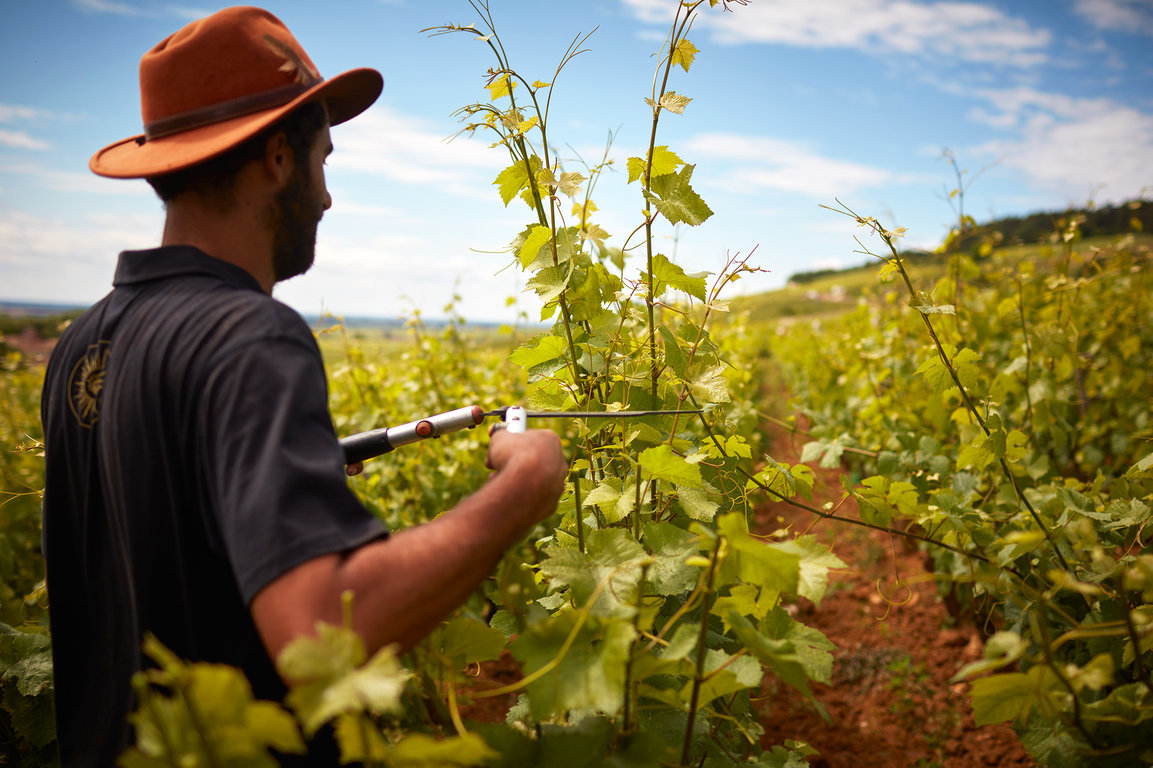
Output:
[249, 427, 566, 662]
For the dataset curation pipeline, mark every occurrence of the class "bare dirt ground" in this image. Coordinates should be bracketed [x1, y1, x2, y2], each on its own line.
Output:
[753, 417, 1035, 768]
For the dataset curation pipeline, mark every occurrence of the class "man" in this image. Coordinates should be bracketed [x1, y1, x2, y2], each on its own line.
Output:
[40, 7, 567, 765]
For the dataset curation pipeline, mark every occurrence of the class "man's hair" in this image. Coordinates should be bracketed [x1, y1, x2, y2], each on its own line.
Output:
[146, 101, 328, 207]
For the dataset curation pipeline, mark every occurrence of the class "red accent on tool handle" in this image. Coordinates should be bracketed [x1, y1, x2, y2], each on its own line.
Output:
[415, 420, 433, 438]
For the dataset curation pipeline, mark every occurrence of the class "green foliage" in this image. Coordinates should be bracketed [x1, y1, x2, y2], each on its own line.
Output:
[769, 203, 1153, 765]
[0, 352, 54, 764]
[410, 3, 831, 765]
[123, 623, 495, 768]
[121, 635, 306, 767]
[0, 622, 56, 766]
[0, 356, 47, 629]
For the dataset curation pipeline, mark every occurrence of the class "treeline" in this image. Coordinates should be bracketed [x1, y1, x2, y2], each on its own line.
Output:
[789, 197, 1150, 284]
[954, 197, 1151, 249]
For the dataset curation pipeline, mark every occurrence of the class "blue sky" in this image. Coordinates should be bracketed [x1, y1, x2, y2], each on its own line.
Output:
[2, 0, 1151, 323]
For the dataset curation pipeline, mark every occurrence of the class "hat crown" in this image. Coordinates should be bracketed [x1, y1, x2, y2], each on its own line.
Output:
[90, 5, 381, 179]
[139, 6, 321, 131]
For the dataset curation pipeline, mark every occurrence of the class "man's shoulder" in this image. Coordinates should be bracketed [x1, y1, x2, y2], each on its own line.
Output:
[198, 287, 315, 350]
[195, 282, 309, 334]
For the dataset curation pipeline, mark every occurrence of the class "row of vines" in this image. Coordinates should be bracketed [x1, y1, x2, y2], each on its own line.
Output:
[2, 0, 1150, 765]
[767, 208, 1153, 765]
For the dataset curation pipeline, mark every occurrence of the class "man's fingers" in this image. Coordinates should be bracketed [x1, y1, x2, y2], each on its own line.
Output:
[346, 461, 365, 477]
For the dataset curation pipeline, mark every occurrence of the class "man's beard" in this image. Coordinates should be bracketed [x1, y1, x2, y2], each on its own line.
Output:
[269, 165, 324, 282]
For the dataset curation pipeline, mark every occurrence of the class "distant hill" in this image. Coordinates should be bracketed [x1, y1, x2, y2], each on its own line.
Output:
[788, 198, 1151, 284]
[0, 301, 87, 318]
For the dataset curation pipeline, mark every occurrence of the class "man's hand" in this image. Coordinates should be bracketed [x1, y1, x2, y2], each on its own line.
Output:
[485, 427, 567, 521]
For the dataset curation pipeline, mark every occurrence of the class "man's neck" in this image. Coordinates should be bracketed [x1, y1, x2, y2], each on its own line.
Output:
[161, 195, 276, 293]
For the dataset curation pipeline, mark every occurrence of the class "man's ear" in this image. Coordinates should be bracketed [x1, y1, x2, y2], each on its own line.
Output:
[262, 131, 294, 186]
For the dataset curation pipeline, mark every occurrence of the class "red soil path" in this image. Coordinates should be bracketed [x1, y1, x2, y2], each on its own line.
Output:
[753, 417, 1034, 768]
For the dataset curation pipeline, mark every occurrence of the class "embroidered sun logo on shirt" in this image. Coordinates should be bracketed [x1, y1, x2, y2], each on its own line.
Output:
[67, 341, 111, 428]
[263, 35, 320, 85]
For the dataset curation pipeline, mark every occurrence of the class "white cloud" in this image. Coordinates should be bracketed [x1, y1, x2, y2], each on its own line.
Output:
[619, 0, 1050, 67]
[682, 132, 898, 197]
[70, 0, 205, 19]
[278, 226, 522, 321]
[323, 199, 404, 218]
[968, 90, 1153, 203]
[330, 105, 502, 198]
[71, 0, 144, 15]
[0, 104, 66, 150]
[1073, 0, 1153, 35]
[973, 86, 1082, 119]
[0, 104, 53, 123]
[0, 130, 49, 151]
[966, 107, 1019, 130]
[0, 209, 159, 304]
[0, 210, 157, 264]
[0, 161, 151, 195]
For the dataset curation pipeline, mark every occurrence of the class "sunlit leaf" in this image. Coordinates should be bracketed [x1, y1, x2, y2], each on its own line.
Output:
[671, 39, 699, 71]
[639, 444, 703, 488]
[644, 164, 713, 226]
[659, 91, 692, 114]
[517, 225, 552, 268]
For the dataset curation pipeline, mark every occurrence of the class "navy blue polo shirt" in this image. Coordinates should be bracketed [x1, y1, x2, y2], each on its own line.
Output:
[41, 246, 387, 766]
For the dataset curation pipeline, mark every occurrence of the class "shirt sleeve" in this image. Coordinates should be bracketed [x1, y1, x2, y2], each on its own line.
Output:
[198, 329, 387, 603]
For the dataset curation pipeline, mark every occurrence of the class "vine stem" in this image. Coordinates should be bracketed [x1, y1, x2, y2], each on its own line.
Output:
[1015, 276, 1036, 432]
[447, 683, 469, 737]
[573, 446, 586, 553]
[1031, 602, 1101, 750]
[1122, 590, 1153, 690]
[640, 2, 699, 516]
[680, 535, 722, 766]
[642, 4, 695, 402]
[823, 199, 1070, 572]
[622, 563, 651, 734]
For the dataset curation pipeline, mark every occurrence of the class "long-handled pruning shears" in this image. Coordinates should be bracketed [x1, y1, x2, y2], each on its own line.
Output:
[340, 405, 705, 465]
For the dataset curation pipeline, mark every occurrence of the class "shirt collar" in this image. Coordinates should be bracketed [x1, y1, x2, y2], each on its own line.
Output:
[112, 246, 264, 293]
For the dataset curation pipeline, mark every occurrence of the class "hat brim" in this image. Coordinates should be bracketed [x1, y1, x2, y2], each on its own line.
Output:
[90, 67, 383, 179]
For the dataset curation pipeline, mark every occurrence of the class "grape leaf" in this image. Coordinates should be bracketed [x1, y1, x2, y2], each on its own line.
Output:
[644, 164, 714, 226]
[640, 444, 703, 488]
[672, 39, 699, 71]
[651, 252, 708, 301]
[518, 225, 552, 268]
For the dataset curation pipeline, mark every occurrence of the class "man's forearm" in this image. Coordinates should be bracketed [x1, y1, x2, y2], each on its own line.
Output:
[250, 435, 566, 662]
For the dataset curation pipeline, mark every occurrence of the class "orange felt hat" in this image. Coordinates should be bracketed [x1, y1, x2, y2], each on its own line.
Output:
[90, 6, 382, 179]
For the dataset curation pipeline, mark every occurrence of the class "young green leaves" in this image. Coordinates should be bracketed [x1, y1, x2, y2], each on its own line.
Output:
[627, 145, 713, 226]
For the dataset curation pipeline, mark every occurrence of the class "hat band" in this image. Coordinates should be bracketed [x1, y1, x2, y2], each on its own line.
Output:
[143, 80, 317, 141]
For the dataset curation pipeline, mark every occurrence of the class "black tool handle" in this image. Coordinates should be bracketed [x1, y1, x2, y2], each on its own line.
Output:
[340, 405, 486, 464]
